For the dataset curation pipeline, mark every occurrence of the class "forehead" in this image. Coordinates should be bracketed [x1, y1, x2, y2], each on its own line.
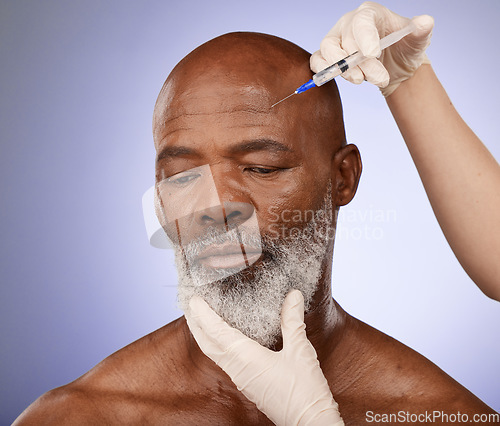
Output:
[153, 33, 345, 158]
[154, 70, 320, 156]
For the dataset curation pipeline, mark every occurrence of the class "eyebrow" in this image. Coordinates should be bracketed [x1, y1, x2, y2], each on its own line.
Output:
[228, 139, 293, 155]
[156, 138, 293, 164]
[156, 146, 195, 163]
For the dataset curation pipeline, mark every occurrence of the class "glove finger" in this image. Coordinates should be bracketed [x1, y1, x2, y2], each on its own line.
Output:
[338, 32, 361, 57]
[319, 36, 346, 65]
[351, 7, 381, 58]
[281, 290, 308, 349]
[185, 313, 225, 363]
[310, 50, 330, 74]
[357, 58, 390, 87]
[281, 290, 321, 366]
[399, 15, 434, 55]
[411, 15, 434, 44]
[341, 67, 365, 85]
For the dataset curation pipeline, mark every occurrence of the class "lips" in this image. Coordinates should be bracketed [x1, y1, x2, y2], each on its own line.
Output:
[195, 242, 262, 269]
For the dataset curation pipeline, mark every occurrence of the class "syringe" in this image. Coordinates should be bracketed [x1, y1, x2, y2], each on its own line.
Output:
[271, 21, 417, 108]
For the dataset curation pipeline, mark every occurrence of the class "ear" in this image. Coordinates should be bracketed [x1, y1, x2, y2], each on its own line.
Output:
[331, 144, 362, 206]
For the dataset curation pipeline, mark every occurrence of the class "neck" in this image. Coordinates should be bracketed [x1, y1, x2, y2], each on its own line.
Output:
[301, 254, 347, 362]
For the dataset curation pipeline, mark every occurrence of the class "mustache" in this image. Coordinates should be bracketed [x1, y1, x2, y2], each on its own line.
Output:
[180, 226, 264, 263]
[178, 218, 334, 267]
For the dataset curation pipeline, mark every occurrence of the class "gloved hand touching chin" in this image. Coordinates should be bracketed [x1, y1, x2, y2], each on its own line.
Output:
[185, 289, 344, 426]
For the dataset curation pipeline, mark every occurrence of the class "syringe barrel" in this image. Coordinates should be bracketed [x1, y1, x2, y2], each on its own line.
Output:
[312, 51, 366, 87]
[313, 63, 341, 87]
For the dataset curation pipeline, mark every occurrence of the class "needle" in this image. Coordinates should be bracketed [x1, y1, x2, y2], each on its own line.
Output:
[271, 79, 315, 109]
[270, 92, 296, 108]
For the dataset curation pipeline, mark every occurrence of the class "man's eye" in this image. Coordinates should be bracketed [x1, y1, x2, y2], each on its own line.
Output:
[247, 167, 278, 175]
[166, 173, 200, 186]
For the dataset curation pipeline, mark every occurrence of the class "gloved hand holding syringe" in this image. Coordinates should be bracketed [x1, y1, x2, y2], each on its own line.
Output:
[272, 21, 416, 108]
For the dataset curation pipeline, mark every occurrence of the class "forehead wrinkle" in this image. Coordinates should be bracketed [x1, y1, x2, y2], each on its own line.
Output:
[156, 108, 273, 143]
[160, 127, 194, 138]
[162, 105, 269, 126]
[226, 122, 270, 129]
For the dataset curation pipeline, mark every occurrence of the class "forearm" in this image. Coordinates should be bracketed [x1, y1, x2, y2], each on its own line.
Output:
[387, 64, 500, 300]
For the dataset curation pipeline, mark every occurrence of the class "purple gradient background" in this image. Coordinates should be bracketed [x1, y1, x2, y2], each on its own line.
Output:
[1, 0, 499, 422]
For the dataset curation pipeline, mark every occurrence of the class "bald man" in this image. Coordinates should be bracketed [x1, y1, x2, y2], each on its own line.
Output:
[14, 32, 497, 425]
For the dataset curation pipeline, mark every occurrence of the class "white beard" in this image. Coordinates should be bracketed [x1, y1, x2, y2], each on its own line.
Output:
[176, 190, 335, 348]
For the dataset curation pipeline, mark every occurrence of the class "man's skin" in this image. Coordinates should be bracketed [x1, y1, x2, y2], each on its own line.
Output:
[15, 32, 496, 425]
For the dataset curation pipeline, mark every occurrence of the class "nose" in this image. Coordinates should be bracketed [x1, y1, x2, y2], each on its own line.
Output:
[196, 201, 254, 228]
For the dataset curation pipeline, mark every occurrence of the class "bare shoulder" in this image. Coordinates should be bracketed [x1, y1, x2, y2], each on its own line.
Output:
[331, 314, 498, 423]
[13, 317, 202, 425]
[12, 385, 106, 425]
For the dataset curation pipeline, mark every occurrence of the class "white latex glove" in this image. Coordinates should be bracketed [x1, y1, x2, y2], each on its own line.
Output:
[185, 289, 344, 426]
[310, 1, 434, 97]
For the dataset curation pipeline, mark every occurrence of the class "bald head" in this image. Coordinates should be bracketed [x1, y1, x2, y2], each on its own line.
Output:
[153, 32, 346, 153]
